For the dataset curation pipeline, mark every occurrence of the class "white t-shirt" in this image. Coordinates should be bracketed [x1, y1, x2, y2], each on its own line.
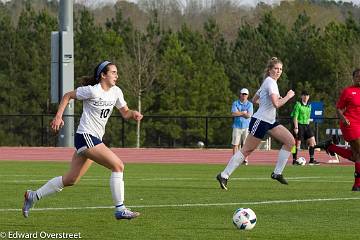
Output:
[252, 76, 280, 124]
[76, 83, 127, 139]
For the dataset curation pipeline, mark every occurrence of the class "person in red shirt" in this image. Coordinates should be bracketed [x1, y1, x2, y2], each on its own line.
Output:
[316, 68, 360, 191]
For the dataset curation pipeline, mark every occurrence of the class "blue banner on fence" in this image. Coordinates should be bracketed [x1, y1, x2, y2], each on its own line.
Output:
[310, 101, 324, 123]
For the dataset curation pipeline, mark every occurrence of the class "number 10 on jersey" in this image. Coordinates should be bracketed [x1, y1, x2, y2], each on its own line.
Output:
[100, 109, 110, 118]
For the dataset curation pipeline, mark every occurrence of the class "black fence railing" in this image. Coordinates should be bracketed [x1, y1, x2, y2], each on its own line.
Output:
[0, 114, 340, 148]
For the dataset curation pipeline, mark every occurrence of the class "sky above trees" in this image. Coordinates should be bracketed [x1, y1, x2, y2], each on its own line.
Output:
[1, 0, 359, 8]
[72, 0, 360, 8]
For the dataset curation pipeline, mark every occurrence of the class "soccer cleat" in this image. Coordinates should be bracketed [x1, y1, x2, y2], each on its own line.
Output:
[308, 160, 320, 166]
[115, 208, 140, 220]
[314, 139, 335, 156]
[22, 190, 35, 218]
[216, 173, 228, 190]
[352, 173, 360, 191]
[271, 172, 288, 185]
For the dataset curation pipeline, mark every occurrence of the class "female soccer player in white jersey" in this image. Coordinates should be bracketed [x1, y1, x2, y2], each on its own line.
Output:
[22, 61, 143, 220]
[216, 57, 295, 190]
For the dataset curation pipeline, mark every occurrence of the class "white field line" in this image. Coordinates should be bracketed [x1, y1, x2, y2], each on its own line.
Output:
[0, 174, 349, 180]
[0, 176, 351, 183]
[291, 180, 351, 183]
[1, 197, 360, 212]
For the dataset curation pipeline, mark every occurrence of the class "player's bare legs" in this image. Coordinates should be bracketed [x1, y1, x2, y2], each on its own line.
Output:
[217, 135, 261, 190]
[63, 152, 93, 186]
[268, 125, 295, 184]
[84, 143, 140, 219]
[23, 152, 92, 218]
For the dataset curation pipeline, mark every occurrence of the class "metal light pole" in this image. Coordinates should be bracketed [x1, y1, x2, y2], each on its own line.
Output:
[51, 0, 74, 147]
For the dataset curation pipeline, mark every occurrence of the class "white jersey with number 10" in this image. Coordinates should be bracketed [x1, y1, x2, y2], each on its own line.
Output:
[76, 83, 127, 140]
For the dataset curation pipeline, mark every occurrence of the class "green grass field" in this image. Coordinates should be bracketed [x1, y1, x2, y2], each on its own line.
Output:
[0, 161, 359, 240]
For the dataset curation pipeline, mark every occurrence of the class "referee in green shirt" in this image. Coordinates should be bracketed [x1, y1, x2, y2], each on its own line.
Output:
[291, 91, 320, 165]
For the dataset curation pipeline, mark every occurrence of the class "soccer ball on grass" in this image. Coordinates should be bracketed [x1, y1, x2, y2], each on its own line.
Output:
[232, 208, 257, 230]
[295, 157, 306, 166]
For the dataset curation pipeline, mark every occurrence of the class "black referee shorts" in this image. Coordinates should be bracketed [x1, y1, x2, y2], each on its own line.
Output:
[294, 124, 314, 141]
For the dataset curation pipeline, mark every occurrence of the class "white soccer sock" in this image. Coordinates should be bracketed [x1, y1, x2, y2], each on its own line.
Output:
[36, 176, 64, 201]
[221, 151, 245, 179]
[273, 148, 291, 175]
[110, 172, 125, 211]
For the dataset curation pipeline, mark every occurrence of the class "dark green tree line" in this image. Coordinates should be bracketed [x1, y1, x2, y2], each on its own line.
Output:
[1, 1, 360, 147]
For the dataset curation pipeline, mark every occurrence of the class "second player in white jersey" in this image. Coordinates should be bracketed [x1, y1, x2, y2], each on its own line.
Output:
[253, 76, 280, 124]
[217, 57, 295, 190]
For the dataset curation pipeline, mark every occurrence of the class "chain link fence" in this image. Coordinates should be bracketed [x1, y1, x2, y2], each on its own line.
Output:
[0, 114, 340, 148]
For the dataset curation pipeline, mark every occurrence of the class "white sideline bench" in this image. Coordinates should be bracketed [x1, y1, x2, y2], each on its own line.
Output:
[258, 137, 271, 150]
